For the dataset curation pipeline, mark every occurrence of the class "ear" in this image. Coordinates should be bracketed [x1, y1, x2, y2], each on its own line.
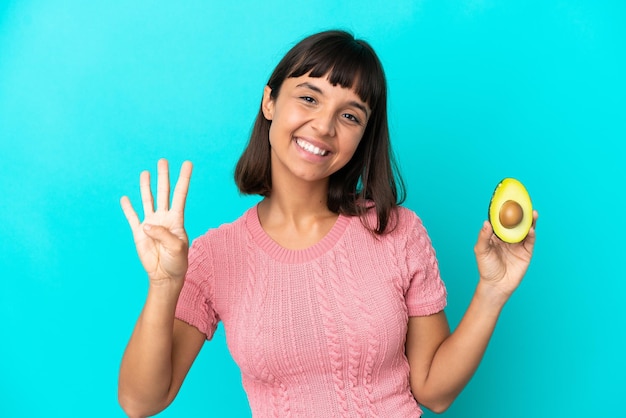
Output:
[261, 85, 274, 121]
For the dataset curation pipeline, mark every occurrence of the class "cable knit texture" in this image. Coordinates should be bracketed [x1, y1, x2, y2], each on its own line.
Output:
[176, 205, 447, 417]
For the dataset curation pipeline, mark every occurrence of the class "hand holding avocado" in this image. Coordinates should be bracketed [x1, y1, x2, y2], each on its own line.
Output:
[474, 178, 538, 301]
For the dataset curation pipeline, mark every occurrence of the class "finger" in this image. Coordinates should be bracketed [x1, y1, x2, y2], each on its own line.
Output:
[156, 158, 170, 211]
[522, 210, 539, 250]
[140, 170, 154, 217]
[171, 161, 193, 213]
[143, 224, 187, 255]
[120, 196, 141, 229]
[474, 220, 494, 256]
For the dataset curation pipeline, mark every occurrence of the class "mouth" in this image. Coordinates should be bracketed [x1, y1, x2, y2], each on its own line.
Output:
[295, 138, 330, 157]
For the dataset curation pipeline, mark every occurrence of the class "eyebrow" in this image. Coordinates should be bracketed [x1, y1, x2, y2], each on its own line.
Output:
[296, 82, 370, 118]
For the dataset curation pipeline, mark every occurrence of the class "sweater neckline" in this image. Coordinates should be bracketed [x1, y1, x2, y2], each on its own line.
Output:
[245, 204, 351, 264]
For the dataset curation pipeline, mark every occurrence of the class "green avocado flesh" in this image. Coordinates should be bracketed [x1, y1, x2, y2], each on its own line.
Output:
[488, 178, 533, 243]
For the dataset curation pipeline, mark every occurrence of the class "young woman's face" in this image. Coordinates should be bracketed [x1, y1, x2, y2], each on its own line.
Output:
[262, 73, 370, 186]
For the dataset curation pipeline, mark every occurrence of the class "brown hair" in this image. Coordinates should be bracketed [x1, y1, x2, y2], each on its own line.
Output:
[234, 30, 405, 234]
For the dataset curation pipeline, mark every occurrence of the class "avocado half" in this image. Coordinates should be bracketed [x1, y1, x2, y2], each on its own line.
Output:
[488, 178, 533, 243]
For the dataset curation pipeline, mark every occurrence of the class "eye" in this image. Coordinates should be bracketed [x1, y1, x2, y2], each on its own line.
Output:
[342, 113, 362, 125]
[300, 96, 316, 104]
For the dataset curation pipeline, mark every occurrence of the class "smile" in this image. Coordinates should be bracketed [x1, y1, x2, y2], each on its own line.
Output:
[295, 138, 330, 156]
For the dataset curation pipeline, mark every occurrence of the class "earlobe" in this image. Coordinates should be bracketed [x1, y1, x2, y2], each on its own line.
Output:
[262, 85, 274, 121]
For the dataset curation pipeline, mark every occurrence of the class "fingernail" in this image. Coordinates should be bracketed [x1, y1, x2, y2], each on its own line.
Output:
[143, 224, 152, 231]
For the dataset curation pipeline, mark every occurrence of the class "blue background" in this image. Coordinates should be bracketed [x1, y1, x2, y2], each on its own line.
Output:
[1, 1, 624, 417]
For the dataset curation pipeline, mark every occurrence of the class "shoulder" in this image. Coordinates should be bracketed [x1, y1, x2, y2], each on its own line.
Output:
[191, 207, 252, 248]
[349, 205, 429, 248]
[393, 205, 422, 227]
[361, 204, 424, 235]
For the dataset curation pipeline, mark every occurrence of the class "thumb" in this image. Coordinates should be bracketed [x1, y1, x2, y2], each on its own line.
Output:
[474, 220, 494, 257]
[143, 224, 186, 254]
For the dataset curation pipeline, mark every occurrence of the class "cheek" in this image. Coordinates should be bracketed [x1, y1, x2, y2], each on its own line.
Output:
[267, 115, 285, 148]
[336, 137, 363, 168]
[267, 108, 301, 142]
[345, 132, 364, 155]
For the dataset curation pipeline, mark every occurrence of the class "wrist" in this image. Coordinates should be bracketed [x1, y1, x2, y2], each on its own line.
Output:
[138, 281, 184, 330]
[474, 280, 510, 312]
[146, 279, 184, 307]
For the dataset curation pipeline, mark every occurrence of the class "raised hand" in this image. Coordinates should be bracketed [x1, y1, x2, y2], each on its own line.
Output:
[120, 159, 193, 287]
[473, 211, 538, 300]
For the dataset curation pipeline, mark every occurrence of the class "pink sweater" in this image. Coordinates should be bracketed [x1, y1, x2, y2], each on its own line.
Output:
[176, 205, 447, 417]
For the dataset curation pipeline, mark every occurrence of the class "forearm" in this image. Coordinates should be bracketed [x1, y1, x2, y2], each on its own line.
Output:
[419, 282, 508, 411]
[118, 283, 182, 416]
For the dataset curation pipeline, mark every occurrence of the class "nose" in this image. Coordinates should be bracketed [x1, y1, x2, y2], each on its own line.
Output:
[311, 109, 336, 137]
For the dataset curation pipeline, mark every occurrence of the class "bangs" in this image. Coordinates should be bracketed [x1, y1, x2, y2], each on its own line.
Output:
[285, 37, 385, 110]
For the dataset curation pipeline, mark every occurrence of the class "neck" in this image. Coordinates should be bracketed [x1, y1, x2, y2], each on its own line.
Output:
[257, 172, 339, 245]
[257, 193, 339, 250]
[259, 188, 331, 224]
[266, 165, 332, 220]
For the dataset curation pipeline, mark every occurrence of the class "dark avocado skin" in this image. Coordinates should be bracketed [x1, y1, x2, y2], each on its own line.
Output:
[488, 178, 532, 244]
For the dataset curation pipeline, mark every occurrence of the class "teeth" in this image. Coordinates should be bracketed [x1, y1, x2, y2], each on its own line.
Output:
[296, 138, 329, 156]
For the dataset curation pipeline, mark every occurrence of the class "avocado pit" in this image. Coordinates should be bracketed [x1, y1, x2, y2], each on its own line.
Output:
[499, 200, 523, 229]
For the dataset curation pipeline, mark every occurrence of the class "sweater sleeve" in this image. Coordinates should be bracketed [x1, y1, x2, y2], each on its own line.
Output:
[404, 214, 447, 317]
[175, 236, 219, 340]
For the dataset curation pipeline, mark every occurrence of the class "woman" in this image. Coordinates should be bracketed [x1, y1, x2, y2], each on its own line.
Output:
[118, 30, 538, 417]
